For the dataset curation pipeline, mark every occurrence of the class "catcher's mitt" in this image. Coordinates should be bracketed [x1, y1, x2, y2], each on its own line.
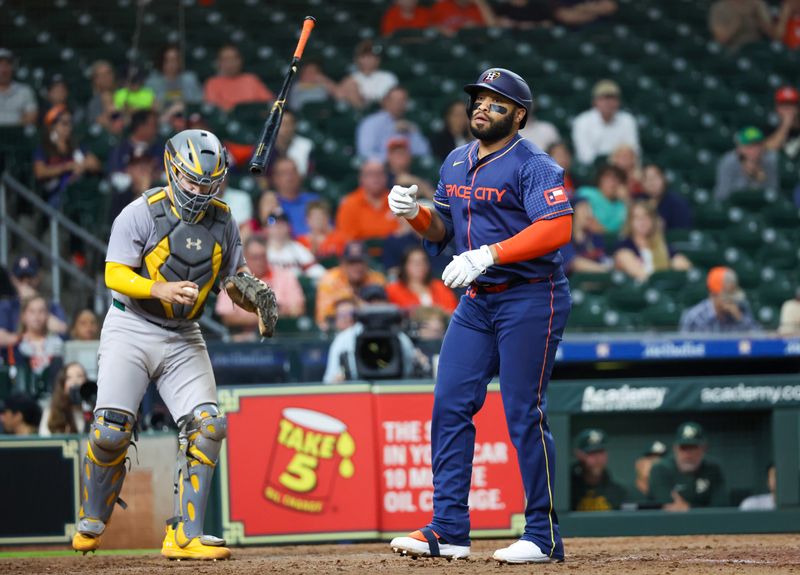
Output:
[222, 273, 279, 337]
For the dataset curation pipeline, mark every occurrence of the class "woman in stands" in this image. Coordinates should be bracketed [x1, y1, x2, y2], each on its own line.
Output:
[145, 44, 203, 109]
[69, 309, 100, 341]
[614, 201, 692, 283]
[610, 144, 643, 196]
[40, 362, 91, 435]
[386, 246, 458, 314]
[15, 295, 65, 397]
[561, 198, 613, 274]
[431, 100, 473, 162]
[33, 105, 101, 208]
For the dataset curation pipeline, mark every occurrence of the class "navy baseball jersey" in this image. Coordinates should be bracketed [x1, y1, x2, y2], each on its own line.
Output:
[424, 134, 573, 283]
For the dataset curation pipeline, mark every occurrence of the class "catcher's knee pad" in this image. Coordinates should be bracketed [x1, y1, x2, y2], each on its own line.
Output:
[172, 404, 227, 545]
[79, 409, 135, 534]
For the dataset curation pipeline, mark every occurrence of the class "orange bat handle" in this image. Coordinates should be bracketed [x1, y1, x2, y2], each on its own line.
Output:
[294, 16, 316, 60]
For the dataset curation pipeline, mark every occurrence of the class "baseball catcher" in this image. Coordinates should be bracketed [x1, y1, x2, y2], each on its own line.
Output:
[72, 129, 277, 561]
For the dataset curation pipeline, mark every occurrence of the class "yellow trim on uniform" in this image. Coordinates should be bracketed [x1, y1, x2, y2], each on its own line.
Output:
[210, 198, 229, 212]
[87, 442, 128, 468]
[186, 138, 203, 175]
[106, 262, 156, 299]
[187, 242, 222, 319]
[188, 445, 215, 467]
[143, 236, 174, 318]
[147, 190, 167, 205]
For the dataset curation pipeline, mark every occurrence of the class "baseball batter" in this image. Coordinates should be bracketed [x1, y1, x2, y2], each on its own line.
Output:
[388, 68, 573, 563]
[72, 130, 260, 560]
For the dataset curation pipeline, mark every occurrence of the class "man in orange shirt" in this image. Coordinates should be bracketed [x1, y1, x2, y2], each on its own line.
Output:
[335, 159, 400, 242]
[203, 44, 273, 112]
[315, 242, 386, 330]
[382, 0, 433, 36]
[431, 0, 496, 35]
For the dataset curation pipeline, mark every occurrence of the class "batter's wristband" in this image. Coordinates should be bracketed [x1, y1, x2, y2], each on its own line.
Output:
[407, 205, 432, 234]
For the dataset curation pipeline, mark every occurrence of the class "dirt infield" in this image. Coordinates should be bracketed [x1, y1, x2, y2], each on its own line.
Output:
[3, 534, 800, 575]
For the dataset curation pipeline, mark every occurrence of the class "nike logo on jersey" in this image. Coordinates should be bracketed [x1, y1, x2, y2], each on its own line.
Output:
[452, 160, 465, 166]
[543, 186, 568, 206]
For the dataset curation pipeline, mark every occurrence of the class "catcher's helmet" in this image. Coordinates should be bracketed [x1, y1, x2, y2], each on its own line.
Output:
[464, 68, 533, 128]
[164, 129, 228, 223]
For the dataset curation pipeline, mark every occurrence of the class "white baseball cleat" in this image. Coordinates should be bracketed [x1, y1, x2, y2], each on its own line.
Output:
[492, 539, 558, 564]
[390, 528, 470, 559]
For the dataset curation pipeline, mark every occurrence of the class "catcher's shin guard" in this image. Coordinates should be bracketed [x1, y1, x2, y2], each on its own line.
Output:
[169, 403, 227, 547]
[76, 409, 135, 538]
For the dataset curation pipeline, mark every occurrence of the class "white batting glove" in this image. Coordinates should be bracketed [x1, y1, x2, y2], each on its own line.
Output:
[388, 184, 419, 219]
[442, 245, 495, 288]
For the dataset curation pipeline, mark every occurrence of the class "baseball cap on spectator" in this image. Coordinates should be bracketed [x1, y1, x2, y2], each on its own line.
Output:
[775, 86, 800, 106]
[13, 255, 40, 278]
[734, 126, 764, 146]
[643, 440, 667, 457]
[575, 428, 607, 453]
[387, 136, 410, 152]
[342, 241, 367, 263]
[674, 421, 706, 446]
[44, 104, 69, 127]
[706, 266, 737, 295]
[0, 48, 14, 62]
[360, 284, 388, 302]
[592, 79, 621, 99]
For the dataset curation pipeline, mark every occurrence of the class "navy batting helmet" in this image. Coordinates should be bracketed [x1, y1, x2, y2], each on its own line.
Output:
[464, 68, 533, 128]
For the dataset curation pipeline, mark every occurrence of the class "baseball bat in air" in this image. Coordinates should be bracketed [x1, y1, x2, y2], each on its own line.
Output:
[248, 16, 316, 174]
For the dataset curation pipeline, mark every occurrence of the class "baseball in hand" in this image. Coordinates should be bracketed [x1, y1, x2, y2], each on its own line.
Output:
[182, 285, 199, 300]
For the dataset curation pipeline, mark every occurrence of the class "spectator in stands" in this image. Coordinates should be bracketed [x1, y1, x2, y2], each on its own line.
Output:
[431, 0, 497, 35]
[649, 422, 727, 510]
[714, 126, 779, 201]
[385, 136, 435, 198]
[0, 256, 67, 347]
[0, 394, 42, 436]
[69, 309, 99, 341]
[339, 40, 399, 110]
[331, 298, 358, 334]
[386, 246, 458, 313]
[316, 241, 387, 329]
[216, 236, 305, 339]
[411, 305, 449, 341]
[576, 164, 629, 234]
[739, 464, 776, 511]
[288, 59, 341, 111]
[113, 65, 156, 113]
[572, 80, 640, 166]
[271, 157, 320, 236]
[268, 110, 314, 178]
[519, 112, 561, 152]
[680, 266, 761, 333]
[632, 440, 668, 501]
[571, 428, 629, 511]
[382, 218, 431, 277]
[610, 144, 643, 196]
[765, 86, 800, 159]
[431, 101, 472, 162]
[382, 0, 433, 36]
[561, 198, 613, 274]
[495, 0, 559, 28]
[108, 154, 157, 223]
[336, 159, 400, 242]
[16, 295, 65, 394]
[218, 178, 253, 226]
[265, 212, 326, 280]
[40, 74, 83, 127]
[297, 200, 345, 259]
[203, 43, 274, 112]
[41, 362, 91, 435]
[0, 48, 37, 127]
[778, 287, 800, 335]
[323, 285, 418, 383]
[641, 163, 692, 230]
[33, 105, 102, 209]
[86, 60, 116, 129]
[106, 109, 162, 175]
[614, 201, 692, 283]
[554, 0, 619, 27]
[547, 142, 576, 198]
[357, 86, 431, 161]
[146, 44, 203, 109]
[776, 0, 800, 49]
[242, 189, 280, 242]
[709, 0, 773, 52]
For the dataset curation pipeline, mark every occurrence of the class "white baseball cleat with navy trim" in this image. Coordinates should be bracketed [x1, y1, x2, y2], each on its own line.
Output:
[493, 540, 560, 564]
[390, 528, 470, 559]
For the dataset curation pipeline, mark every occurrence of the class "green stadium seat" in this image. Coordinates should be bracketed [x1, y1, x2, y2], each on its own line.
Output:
[569, 272, 614, 295]
[639, 297, 682, 330]
[727, 189, 773, 210]
[647, 270, 688, 292]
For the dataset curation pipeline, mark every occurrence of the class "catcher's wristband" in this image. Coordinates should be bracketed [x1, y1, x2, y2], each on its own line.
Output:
[407, 205, 432, 234]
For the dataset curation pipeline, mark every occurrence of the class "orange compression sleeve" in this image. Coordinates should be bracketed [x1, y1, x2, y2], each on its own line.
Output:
[105, 261, 156, 299]
[493, 215, 572, 265]
[407, 205, 432, 234]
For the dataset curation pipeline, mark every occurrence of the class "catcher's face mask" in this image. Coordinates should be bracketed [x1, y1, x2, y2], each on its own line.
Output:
[164, 129, 228, 223]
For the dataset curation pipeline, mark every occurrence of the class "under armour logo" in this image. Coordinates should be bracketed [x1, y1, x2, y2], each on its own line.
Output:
[483, 71, 501, 82]
[186, 238, 202, 251]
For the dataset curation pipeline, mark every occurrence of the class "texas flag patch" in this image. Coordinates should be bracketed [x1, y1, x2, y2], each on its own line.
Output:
[543, 186, 568, 206]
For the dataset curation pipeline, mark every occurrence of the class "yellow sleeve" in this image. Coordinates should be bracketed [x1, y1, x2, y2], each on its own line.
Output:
[105, 261, 156, 299]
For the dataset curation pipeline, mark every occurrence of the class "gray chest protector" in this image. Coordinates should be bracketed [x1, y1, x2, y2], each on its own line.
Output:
[138, 188, 230, 320]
